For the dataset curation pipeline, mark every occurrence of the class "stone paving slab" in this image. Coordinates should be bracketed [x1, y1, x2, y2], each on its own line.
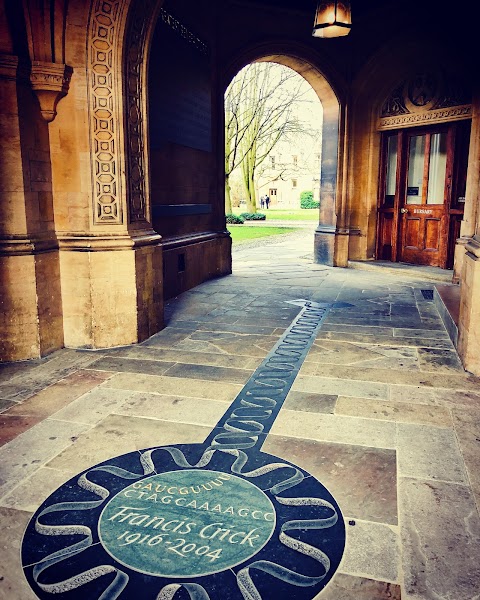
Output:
[390, 385, 480, 408]
[294, 374, 389, 400]
[45, 415, 211, 475]
[0, 467, 73, 513]
[300, 363, 479, 391]
[315, 574, 401, 600]
[283, 390, 337, 414]
[104, 345, 262, 369]
[114, 392, 231, 427]
[0, 419, 91, 500]
[397, 423, 467, 483]
[399, 477, 480, 600]
[452, 407, 480, 512]
[335, 396, 452, 428]
[0, 507, 38, 600]
[86, 356, 177, 376]
[102, 372, 243, 401]
[263, 435, 398, 524]
[271, 410, 396, 449]
[315, 330, 455, 349]
[162, 362, 253, 384]
[0, 350, 98, 403]
[340, 520, 400, 583]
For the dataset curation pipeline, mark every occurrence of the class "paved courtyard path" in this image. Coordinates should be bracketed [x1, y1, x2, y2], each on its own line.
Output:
[1, 227, 479, 599]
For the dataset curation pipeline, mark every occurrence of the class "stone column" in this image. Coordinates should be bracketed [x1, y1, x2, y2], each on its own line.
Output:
[457, 91, 480, 376]
[314, 105, 340, 265]
[453, 90, 480, 282]
[0, 54, 64, 360]
[314, 96, 355, 267]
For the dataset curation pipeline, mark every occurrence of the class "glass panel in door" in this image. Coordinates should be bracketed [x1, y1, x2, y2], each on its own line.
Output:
[406, 135, 425, 204]
[427, 132, 447, 204]
[384, 134, 398, 207]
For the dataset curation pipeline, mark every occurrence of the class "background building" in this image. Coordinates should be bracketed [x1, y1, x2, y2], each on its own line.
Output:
[256, 142, 322, 208]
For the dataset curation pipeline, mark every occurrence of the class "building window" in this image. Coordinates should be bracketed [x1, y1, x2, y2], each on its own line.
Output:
[269, 189, 277, 196]
[292, 179, 297, 188]
[270, 156, 275, 167]
[292, 155, 298, 166]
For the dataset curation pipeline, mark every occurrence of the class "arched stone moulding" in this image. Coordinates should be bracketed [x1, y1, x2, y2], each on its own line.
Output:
[87, 0, 163, 228]
[87, 0, 128, 226]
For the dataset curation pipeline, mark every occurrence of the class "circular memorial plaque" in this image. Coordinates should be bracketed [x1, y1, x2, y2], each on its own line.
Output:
[98, 470, 276, 577]
[22, 444, 345, 600]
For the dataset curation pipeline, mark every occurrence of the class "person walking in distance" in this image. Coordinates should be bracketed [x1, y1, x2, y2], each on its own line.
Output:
[265, 195, 270, 209]
[260, 195, 265, 209]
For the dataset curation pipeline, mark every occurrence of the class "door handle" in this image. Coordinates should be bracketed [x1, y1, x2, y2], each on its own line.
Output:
[400, 208, 408, 214]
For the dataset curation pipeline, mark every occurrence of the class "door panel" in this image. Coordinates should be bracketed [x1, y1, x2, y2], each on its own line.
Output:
[379, 213, 394, 260]
[404, 217, 420, 249]
[425, 218, 441, 250]
[400, 206, 444, 265]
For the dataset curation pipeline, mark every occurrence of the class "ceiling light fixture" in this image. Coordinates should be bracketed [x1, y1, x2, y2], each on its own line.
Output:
[313, 1, 352, 38]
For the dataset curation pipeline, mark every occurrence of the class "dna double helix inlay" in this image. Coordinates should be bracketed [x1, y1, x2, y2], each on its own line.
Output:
[22, 300, 350, 599]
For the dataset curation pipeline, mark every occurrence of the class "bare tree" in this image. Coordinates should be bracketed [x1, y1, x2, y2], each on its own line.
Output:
[225, 62, 320, 213]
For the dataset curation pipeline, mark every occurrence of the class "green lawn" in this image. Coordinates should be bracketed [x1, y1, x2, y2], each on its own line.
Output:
[227, 225, 296, 243]
[233, 208, 318, 221]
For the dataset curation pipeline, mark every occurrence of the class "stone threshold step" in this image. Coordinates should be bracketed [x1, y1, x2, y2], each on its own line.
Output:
[347, 260, 454, 283]
[434, 283, 460, 346]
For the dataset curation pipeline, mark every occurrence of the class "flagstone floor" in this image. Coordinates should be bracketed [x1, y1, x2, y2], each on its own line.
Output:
[1, 228, 479, 600]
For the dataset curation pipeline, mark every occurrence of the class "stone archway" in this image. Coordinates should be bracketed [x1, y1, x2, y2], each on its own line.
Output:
[222, 44, 348, 266]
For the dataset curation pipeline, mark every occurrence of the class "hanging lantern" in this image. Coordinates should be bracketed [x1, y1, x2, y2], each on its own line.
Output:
[313, 1, 352, 38]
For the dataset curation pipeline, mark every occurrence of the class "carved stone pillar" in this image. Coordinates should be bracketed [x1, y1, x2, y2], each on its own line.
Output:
[53, 0, 164, 351]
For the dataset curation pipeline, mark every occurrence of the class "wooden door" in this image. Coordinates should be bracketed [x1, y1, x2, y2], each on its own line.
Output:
[376, 123, 468, 268]
[398, 128, 451, 267]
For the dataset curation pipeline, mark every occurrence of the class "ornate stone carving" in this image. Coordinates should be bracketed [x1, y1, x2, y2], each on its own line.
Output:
[159, 8, 210, 56]
[380, 84, 408, 117]
[29, 61, 73, 122]
[124, 0, 159, 223]
[379, 105, 472, 130]
[379, 70, 472, 130]
[88, 0, 124, 225]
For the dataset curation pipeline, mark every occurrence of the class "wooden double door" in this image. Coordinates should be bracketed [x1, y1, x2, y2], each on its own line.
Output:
[376, 122, 469, 268]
